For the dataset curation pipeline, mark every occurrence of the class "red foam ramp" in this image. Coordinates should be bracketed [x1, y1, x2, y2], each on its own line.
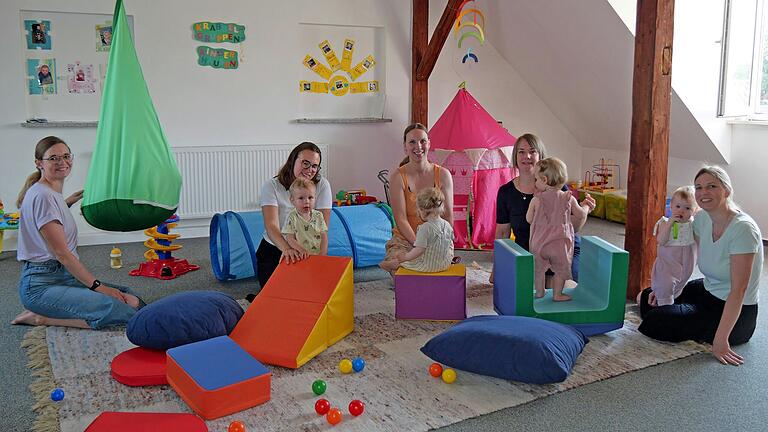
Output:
[111, 347, 168, 386]
[85, 412, 208, 431]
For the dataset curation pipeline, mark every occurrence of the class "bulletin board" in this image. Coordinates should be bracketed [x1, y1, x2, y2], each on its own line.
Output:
[20, 10, 134, 122]
[297, 23, 386, 120]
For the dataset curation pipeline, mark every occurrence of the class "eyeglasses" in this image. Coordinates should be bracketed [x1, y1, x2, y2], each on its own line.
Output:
[40, 154, 74, 163]
[300, 160, 321, 171]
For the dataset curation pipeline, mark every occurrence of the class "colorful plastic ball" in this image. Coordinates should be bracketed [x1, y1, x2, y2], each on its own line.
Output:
[352, 357, 366, 373]
[348, 399, 365, 416]
[326, 407, 343, 425]
[228, 421, 246, 432]
[50, 388, 65, 402]
[312, 379, 327, 395]
[441, 368, 457, 384]
[338, 358, 353, 374]
[314, 398, 331, 415]
[428, 362, 443, 377]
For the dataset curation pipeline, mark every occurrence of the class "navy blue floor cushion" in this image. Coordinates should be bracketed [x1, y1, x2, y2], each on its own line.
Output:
[421, 315, 588, 384]
[127, 291, 244, 350]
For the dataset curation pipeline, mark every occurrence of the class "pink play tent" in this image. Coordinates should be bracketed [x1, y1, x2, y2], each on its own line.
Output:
[429, 87, 517, 249]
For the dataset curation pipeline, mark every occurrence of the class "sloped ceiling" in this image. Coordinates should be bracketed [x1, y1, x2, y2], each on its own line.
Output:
[482, 0, 725, 163]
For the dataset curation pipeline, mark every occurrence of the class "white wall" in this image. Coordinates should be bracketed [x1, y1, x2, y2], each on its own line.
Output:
[728, 124, 768, 236]
[0, 0, 578, 250]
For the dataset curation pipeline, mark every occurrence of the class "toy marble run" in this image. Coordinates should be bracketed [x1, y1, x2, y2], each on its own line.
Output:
[583, 158, 621, 192]
[129, 214, 199, 280]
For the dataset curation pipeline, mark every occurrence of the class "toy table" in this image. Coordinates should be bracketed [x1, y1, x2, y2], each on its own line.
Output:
[0, 218, 19, 254]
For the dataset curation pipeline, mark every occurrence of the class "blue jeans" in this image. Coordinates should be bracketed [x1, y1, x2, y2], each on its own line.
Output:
[19, 260, 144, 329]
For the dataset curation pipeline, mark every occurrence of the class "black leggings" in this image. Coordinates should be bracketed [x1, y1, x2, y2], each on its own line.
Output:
[638, 279, 758, 345]
[246, 239, 282, 302]
[255, 239, 282, 288]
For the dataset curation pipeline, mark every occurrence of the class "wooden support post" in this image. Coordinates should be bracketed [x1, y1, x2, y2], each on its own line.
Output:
[412, 0, 428, 125]
[411, 0, 463, 125]
[416, 0, 464, 81]
[625, 0, 675, 300]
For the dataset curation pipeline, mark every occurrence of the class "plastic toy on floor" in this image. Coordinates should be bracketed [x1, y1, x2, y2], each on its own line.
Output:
[130, 214, 199, 280]
[335, 189, 377, 206]
[493, 236, 628, 335]
[0, 199, 21, 253]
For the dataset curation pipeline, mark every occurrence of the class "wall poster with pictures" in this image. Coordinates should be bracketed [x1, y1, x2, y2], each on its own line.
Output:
[20, 10, 134, 122]
[297, 23, 386, 120]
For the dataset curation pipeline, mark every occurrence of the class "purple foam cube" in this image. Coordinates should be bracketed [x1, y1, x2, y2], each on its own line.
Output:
[395, 264, 466, 320]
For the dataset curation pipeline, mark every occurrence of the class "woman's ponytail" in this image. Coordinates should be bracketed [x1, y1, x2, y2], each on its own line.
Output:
[17, 170, 42, 208]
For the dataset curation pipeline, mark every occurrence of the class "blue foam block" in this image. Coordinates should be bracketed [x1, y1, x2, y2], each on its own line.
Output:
[167, 336, 269, 391]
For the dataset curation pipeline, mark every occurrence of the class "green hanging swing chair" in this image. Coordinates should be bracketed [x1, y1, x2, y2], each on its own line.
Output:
[82, 0, 181, 232]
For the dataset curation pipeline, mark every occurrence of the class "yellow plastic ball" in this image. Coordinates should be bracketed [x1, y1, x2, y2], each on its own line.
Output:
[441, 368, 457, 384]
[339, 358, 353, 374]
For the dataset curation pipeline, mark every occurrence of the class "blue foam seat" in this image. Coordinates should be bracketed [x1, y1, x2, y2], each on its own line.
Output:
[127, 291, 243, 350]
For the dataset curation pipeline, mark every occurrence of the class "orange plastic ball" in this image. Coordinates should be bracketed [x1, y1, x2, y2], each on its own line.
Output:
[228, 420, 246, 432]
[428, 362, 443, 377]
[327, 407, 343, 425]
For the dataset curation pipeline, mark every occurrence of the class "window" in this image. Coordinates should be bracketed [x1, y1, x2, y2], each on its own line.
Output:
[718, 0, 768, 118]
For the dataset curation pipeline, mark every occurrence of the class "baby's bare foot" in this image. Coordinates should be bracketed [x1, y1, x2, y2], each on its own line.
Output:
[11, 310, 46, 326]
[535, 290, 545, 299]
[553, 294, 572, 302]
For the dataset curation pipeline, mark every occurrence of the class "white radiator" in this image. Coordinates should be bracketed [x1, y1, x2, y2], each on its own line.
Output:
[173, 144, 329, 219]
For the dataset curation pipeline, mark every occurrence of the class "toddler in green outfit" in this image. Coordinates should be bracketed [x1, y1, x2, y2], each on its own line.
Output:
[281, 177, 329, 259]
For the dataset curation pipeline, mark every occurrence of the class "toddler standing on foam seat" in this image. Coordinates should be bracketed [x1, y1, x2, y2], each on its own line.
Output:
[388, 187, 454, 273]
[526, 157, 587, 301]
[646, 186, 697, 306]
[281, 178, 328, 259]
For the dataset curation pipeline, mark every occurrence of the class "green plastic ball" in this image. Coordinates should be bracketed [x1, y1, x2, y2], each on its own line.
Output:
[312, 379, 327, 395]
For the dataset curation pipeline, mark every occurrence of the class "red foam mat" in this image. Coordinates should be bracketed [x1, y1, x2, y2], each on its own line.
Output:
[85, 412, 208, 431]
[111, 347, 168, 386]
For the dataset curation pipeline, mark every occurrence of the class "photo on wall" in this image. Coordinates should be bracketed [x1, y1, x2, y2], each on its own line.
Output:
[66, 61, 96, 94]
[96, 23, 112, 52]
[24, 20, 52, 50]
[27, 58, 57, 95]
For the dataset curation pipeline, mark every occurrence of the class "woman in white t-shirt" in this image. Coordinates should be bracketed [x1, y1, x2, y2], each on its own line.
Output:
[639, 166, 762, 366]
[247, 142, 332, 297]
[11, 136, 144, 329]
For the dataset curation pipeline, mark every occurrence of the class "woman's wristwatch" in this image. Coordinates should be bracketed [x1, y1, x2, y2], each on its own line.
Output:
[89, 279, 102, 291]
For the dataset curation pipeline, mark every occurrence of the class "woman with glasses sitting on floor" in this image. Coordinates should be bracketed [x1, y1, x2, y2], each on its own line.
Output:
[246, 142, 332, 300]
[11, 136, 144, 329]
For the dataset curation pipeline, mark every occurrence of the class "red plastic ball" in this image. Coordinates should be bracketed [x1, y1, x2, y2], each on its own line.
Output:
[348, 399, 365, 416]
[428, 362, 443, 377]
[327, 408, 343, 425]
[228, 421, 246, 432]
[315, 398, 331, 415]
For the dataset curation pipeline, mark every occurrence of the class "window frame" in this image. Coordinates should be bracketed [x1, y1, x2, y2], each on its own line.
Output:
[718, 0, 766, 119]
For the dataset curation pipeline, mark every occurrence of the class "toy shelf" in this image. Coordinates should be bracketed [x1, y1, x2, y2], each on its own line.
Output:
[293, 118, 392, 124]
[21, 121, 98, 128]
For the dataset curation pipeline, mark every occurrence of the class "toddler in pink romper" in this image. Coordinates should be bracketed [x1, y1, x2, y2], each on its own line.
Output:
[526, 158, 587, 301]
[648, 187, 697, 306]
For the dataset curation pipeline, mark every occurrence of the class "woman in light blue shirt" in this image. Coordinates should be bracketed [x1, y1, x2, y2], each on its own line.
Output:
[639, 166, 762, 366]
